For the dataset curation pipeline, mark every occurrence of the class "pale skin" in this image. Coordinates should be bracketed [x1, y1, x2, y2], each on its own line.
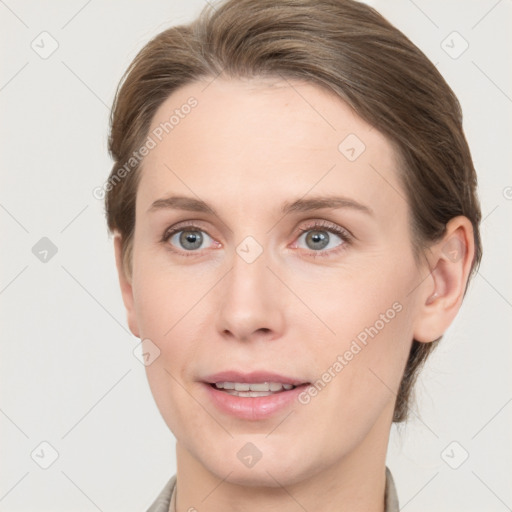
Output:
[113, 77, 475, 512]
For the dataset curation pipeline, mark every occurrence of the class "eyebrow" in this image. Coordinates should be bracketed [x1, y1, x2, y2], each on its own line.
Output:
[148, 195, 374, 216]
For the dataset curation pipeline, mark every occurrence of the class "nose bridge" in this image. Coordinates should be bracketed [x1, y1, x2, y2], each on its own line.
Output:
[215, 237, 284, 341]
[230, 241, 268, 296]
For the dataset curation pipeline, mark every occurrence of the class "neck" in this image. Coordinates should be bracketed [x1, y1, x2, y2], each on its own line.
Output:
[173, 407, 393, 512]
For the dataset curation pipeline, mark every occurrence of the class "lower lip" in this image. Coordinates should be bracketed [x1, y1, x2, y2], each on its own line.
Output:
[203, 383, 308, 420]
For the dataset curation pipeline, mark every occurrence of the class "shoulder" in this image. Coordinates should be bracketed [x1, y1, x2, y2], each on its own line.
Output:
[145, 474, 177, 512]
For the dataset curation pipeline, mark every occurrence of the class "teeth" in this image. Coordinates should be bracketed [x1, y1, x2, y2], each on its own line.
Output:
[248, 383, 270, 391]
[213, 381, 297, 393]
[225, 390, 274, 397]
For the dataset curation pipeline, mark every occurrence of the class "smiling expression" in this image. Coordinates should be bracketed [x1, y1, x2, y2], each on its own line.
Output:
[120, 77, 428, 486]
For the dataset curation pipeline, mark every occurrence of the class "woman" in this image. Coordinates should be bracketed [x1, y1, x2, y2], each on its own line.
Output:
[104, 0, 482, 510]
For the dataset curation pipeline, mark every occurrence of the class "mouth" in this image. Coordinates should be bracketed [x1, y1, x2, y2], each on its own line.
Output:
[201, 371, 310, 420]
[209, 381, 299, 397]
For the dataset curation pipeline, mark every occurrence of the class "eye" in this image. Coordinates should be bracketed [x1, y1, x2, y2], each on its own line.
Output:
[161, 220, 352, 258]
[162, 224, 217, 253]
[294, 220, 351, 257]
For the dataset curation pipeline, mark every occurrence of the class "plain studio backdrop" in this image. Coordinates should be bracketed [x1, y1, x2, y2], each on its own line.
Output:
[0, 1, 511, 511]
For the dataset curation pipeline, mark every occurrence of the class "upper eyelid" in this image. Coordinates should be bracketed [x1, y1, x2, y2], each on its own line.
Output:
[297, 220, 352, 237]
[163, 219, 214, 236]
[163, 219, 347, 234]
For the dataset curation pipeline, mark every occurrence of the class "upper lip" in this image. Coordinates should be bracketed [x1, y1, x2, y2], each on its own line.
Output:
[203, 370, 308, 386]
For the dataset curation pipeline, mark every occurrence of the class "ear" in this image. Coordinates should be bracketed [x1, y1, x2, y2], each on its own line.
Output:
[113, 233, 140, 338]
[413, 216, 475, 343]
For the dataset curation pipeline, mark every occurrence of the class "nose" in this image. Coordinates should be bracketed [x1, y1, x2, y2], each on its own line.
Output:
[215, 242, 286, 343]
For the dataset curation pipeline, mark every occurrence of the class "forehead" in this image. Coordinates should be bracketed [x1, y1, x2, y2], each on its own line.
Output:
[137, 77, 406, 225]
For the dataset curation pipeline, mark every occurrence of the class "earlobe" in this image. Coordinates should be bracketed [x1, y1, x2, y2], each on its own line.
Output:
[113, 233, 140, 338]
[413, 216, 475, 343]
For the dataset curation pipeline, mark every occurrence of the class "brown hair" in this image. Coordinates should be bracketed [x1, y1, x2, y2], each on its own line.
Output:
[105, 0, 482, 422]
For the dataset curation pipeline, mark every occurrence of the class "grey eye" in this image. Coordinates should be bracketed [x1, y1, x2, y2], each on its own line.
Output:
[169, 229, 213, 251]
[298, 230, 343, 251]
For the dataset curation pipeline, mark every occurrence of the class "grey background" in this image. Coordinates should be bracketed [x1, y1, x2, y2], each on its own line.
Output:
[1, 0, 511, 510]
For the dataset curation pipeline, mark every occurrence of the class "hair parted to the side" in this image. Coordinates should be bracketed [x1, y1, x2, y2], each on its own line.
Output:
[105, 0, 482, 422]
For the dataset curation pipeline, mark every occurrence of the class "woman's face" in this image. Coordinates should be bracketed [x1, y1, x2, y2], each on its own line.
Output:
[122, 78, 429, 486]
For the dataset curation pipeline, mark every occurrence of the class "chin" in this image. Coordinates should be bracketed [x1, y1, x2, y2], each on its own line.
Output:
[213, 460, 309, 488]
[195, 437, 326, 489]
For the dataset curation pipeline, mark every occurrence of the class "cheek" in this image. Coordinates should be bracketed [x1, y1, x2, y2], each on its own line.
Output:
[295, 253, 414, 347]
[131, 253, 215, 415]
[295, 301, 413, 460]
[132, 254, 206, 338]
[298, 252, 416, 407]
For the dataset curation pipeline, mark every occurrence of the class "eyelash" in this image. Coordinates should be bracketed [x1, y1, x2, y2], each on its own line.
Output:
[161, 220, 353, 259]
